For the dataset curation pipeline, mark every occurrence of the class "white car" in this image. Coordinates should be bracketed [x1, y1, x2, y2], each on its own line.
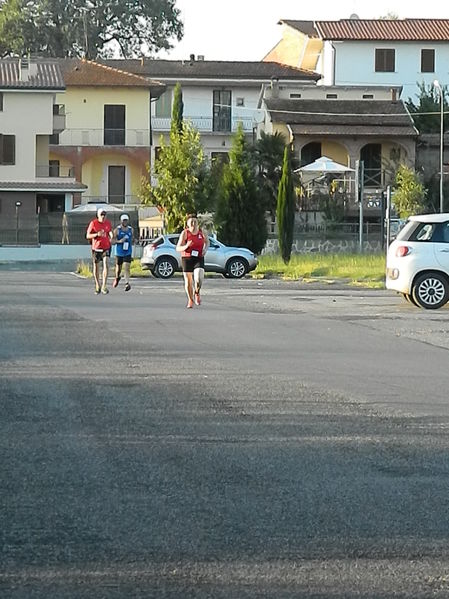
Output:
[386, 213, 449, 309]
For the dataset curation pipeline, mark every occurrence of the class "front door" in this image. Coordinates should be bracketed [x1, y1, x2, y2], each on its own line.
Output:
[108, 166, 125, 203]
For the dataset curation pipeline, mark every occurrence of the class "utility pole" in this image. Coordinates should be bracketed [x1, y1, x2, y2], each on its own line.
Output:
[355, 160, 364, 252]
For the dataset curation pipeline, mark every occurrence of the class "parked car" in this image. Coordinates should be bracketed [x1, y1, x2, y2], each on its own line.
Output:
[386, 213, 449, 309]
[141, 234, 258, 279]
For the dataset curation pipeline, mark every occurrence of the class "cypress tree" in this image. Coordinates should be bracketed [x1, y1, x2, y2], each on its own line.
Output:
[171, 82, 184, 136]
[216, 125, 267, 254]
[276, 146, 295, 264]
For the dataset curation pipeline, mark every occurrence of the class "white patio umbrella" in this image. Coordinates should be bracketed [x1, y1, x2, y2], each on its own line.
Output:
[295, 156, 354, 174]
[67, 202, 123, 212]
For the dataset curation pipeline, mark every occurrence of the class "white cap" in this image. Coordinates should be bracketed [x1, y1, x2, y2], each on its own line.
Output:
[97, 207, 106, 217]
[120, 213, 129, 221]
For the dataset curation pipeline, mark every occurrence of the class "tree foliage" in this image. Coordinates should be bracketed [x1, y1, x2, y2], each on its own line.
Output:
[393, 164, 427, 217]
[276, 146, 295, 264]
[216, 125, 267, 254]
[406, 82, 449, 134]
[0, 0, 183, 58]
[254, 130, 287, 218]
[171, 82, 183, 136]
[140, 122, 208, 233]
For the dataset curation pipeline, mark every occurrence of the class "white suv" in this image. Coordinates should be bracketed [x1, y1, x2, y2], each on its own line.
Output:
[386, 213, 449, 309]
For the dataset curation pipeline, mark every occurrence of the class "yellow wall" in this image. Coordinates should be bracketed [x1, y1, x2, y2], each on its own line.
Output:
[264, 27, 306, 68]
[321, 142, 350, 166]
[35, 136, 49, 170]
[55, 87, 150, 131]
[80, 153, 143, 198]
[302, 38, 323, 71]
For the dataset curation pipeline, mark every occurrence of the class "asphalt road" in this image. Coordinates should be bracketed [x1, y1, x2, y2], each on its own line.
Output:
[1, 271, 449, 598]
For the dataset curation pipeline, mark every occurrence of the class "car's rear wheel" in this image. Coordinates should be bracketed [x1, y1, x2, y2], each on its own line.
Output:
[154, 257, 177, 279]
[411, 272, 449, 309]
[226, 257, 248, 279]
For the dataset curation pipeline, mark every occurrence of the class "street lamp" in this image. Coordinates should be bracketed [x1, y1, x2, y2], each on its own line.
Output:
[15, 201, 22, 244]
[433, 80, 444, 213]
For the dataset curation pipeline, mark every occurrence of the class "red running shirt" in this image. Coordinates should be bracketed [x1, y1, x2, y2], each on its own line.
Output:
[182, 229, 205, 258]
[87, 218, 112, 251]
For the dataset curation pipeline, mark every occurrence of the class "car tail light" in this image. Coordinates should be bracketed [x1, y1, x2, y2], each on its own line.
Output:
[396, 245, 411, 257]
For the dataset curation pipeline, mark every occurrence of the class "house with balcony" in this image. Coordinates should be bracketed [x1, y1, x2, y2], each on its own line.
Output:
[0, 57, 86, 244]
[264, 18, 449, 101]
[51, 59, 165, 208]
[260, 83, 417, 220]
[101, 57, 319, 167]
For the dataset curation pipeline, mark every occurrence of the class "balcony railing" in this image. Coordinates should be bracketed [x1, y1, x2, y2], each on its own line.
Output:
[81, 195, 141, 206]
[36, 164, 75, 178]
[53, 129, 150, 147]
[151, 115, 256, 133]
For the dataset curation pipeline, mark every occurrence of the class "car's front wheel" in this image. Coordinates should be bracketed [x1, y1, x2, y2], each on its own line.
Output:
[411, 272, 449, 309]
[154, 257, 177, 279]
[226, 257, 248, 279]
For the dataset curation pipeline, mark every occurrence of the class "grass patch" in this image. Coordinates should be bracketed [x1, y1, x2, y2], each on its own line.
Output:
[253, 253, 386, 287]
[76, 260, 92, 278]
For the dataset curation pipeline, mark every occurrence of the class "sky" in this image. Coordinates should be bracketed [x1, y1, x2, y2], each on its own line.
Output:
[160, 0, 449, 61]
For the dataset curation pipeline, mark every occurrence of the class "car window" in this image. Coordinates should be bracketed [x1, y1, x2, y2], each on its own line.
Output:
[167, 236, 179, 245]
[408, 222, 438, 242]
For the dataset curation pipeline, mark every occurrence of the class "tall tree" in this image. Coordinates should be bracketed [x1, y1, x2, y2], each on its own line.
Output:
[171, 82, 184, 136]
[140, 121, 208, 233]
[276, 146, 295, 264]
[216, 125, 267, 254]
[406, 82, 449, 134]
[0, 0, 183, 58]
[254, 131, 286, 218]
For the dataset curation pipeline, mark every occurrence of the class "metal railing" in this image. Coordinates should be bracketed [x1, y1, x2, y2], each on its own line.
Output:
[81, 195, 141, 206]
[151, 115, 256, 133]
[36, 164, 75, 178]
[52, 128, 150, 147]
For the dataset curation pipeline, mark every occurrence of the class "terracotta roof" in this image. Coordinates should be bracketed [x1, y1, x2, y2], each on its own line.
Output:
[264, 98, 417, 137]
[278, 20, 318, 37]
[100, 59, 320, 81]
[57, 58, 165, 91]
[315, 19, 449, 42]
[0, 59, 65, 90]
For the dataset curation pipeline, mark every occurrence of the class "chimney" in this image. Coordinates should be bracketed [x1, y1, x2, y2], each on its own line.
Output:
[197, 55, 205, 61]
[270, 77, 279, 98]
[19, 56, 29, 81]
[189, 53, 195, 62]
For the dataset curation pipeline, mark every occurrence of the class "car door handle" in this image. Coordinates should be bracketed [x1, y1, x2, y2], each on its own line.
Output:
[439, 249, 449, 252]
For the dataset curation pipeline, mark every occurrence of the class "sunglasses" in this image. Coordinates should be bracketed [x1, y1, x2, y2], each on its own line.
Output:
[99, 212, 106, 216]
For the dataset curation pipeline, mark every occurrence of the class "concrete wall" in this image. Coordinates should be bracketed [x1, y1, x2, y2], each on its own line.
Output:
[333, 41, 449, 100]
[0, 91, 54, 181]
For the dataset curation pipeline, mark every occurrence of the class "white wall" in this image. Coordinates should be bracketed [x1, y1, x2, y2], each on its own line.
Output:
[333, 41, 449, 101]
[0, 91, 54, 181]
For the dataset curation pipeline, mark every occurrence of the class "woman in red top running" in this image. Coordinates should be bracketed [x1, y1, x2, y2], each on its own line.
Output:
[176, 214, 209, 308]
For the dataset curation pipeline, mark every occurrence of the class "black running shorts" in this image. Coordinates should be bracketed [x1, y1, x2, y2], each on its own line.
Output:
[115, 255, 132, 266]
[92, 249, 111, 263]
[181, 256, 205, 273]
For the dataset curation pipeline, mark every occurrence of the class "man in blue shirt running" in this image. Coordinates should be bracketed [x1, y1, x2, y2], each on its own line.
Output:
[113, 214, 133, 291]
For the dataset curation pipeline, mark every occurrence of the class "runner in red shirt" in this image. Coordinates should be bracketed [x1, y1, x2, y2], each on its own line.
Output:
[86, 208, 113, 294]
[176, 214, 209, 308]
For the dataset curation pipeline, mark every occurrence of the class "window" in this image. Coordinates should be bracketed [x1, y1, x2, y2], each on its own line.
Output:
[326, 93, 338, 99]
[375, 49, 395, 72]
[0, 134, 15, 164]
[421, 49, 435, 73]
[49, 133, 59, 145]
[155, 90, 172, 118]
[362, 94, 374, 99]
[104, 105, 125, 145]
[0, 93, 3, 111]
[49, 160, 60, 177]
[290, 93, 302, 99]
[300, 142, 321, 167]
[213, 90, 231, 132]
